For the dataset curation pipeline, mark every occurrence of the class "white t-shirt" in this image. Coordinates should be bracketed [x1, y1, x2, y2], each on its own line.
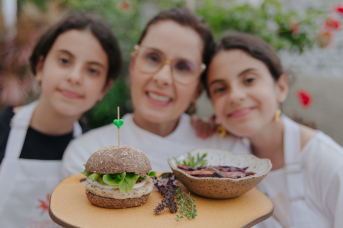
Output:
[256, 131, 343, 228]
[62, 113, 249, 178]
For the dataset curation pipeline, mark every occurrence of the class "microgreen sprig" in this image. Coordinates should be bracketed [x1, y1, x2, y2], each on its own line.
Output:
[175, 187, 197, 221]
[175, 152, 208, 168]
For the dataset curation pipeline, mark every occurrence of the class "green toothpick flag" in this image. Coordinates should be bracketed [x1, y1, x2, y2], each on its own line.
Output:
[113, 106, 124, 146]
[113, 119, 124, 129]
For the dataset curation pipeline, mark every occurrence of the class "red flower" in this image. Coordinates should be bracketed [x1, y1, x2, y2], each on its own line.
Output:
[119, 1, 131, 11]
[290, 22, 299, 35]
[335, 5, 343, 14]
[297, 90, 312, 108]
[317, 31, 332, 48]
[325, 18, 340, 30]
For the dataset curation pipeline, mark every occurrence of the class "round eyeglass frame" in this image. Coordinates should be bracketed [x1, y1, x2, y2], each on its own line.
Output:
[132, 45, 206, 85]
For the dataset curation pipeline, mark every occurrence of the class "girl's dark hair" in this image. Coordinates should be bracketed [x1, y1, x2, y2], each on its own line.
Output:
[30, 12, 122, 83]
[137, 7, 214, 80]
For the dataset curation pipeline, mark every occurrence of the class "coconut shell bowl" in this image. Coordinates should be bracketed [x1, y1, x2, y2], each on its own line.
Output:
[168, 148, 272, 199]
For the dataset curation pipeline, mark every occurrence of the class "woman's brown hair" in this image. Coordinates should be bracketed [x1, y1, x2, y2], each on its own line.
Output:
[137, 7, 215, 80]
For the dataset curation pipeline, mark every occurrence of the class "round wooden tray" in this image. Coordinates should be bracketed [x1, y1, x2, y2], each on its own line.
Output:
[49, 173, 273, 228]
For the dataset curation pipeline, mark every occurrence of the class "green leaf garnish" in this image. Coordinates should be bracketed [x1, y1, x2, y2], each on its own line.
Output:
[98, 176, 106, 185]
[180, 153, 208, 168]
[119, 173, 140, 193]
[174, 157, 181, 166]
[88, 173, 100, 182]
[147, 171, 156, 177]
[175, 187, 197, 221]
[83, 171, 156, 193]
[81, 170, 92, 177]
[139, 176, 146, 181]
[103, 173, 125, 185]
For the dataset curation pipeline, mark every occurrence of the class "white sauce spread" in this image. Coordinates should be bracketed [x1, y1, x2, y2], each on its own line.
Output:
[85, 177, 154, 199]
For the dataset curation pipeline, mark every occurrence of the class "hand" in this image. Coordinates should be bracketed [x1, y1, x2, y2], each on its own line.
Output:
[191, 115, 217, 139]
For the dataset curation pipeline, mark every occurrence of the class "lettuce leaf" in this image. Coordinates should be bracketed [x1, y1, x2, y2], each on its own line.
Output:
[103, 172, 126, 185]
[138, 176, 146, 181]
[81, 170, 92, 177]
[147, 171, 156, 177]
[88, 173, 100, 182]
[82, 170, 156, 193]
[119, 173, 140, 193]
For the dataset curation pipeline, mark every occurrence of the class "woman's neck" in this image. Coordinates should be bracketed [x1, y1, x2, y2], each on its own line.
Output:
[30, 99, 79, 135]
[248, 120, 285, 170]
[132, 112, 180, 137]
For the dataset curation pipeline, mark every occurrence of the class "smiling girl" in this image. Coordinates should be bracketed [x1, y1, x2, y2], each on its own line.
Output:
[206, 32, 343, 228]
[62, 8, 249, 177]
[0, 12, 122, 227]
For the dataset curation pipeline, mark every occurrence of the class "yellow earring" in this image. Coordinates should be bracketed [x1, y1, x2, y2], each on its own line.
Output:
[217, 125, 227, 138]
[274, 109, 281, 121]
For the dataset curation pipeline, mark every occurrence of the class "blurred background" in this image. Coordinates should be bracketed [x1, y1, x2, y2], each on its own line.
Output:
[1, 0, 343, 144]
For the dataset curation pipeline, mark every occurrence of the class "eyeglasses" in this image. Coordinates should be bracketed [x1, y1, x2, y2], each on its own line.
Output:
[132, 45, 206, 85]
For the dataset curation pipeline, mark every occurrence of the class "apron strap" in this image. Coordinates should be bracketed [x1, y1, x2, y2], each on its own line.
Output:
[282, 115, 311, 228]
[5, 101, 39, 159]
[4, 101, 83, 159]
[73, 121, 82, 138]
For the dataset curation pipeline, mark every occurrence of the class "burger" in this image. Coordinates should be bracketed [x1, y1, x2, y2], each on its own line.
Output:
[81, 145, 156, 209]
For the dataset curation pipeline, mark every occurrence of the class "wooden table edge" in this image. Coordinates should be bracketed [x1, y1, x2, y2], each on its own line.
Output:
[242, 206, 274, 228]
[50, 205, 79, 228]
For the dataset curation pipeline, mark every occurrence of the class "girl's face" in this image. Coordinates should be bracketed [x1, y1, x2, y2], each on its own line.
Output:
[207, 49, 288, 137]
[130, 20, 203, 124]
[36, 30, 111, 117]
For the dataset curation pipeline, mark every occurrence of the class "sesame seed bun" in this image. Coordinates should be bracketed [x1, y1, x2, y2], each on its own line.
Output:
[85, 145, 152, 177]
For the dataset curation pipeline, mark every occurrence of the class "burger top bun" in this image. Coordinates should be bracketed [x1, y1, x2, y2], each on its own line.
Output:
[85, 145, 152, 177]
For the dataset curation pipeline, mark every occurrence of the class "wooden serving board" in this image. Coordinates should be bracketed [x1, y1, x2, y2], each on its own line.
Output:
[49, 173, 273, 228]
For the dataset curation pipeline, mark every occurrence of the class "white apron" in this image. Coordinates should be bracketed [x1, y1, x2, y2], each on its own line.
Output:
[283, 116, 311, 228]
[0, 101, 82, 228]
[256, 116, 312, 228]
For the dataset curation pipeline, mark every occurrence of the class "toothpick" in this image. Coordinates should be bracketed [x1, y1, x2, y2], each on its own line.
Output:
[117, 106, 120, 146]
[113, 106, 124, 146]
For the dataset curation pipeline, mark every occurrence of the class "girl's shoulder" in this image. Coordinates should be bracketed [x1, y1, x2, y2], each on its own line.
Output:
[299, 124, 318, 150]
[300, 125, 343, 155]
[300, 125, 343, 172]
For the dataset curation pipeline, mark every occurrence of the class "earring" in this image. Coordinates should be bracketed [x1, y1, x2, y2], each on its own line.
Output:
[186, 102, 197, 115]
[217, 125, 227, 138]
[274, 109, 281, 121]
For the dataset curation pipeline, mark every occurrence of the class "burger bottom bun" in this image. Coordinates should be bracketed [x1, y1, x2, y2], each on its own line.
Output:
[86, 190, 150, 209]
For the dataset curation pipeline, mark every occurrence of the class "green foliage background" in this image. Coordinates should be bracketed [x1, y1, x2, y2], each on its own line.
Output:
[18, 0, 325, 128]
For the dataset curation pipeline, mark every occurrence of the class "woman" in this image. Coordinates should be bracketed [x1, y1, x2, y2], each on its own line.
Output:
[62, 7, 249, 177]
[205, 32, 343, 228]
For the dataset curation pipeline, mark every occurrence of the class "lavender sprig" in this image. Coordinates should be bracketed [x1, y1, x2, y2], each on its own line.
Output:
[153, 173, 197, 221]
[153, 174, 177, 214]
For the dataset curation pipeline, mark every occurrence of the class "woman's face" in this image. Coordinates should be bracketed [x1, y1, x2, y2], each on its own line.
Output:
[130, 20, 203, 124]
[207, 49, 288, 137]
